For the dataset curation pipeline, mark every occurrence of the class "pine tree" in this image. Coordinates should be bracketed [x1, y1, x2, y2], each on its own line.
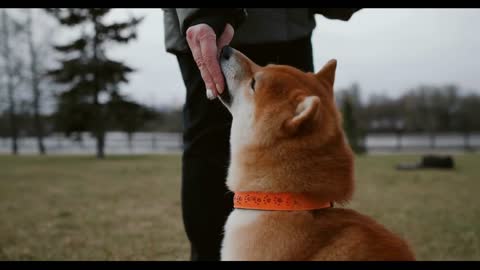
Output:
[45, 8, 142, 158]
[341, 90, 366, 154]
[108, 92, 156, 153]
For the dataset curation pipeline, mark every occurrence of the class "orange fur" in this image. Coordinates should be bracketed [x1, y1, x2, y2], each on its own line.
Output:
[219, 48, 415, 261]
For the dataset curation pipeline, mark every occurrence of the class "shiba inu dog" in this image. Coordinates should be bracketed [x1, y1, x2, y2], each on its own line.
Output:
[216, 46, 415, 261]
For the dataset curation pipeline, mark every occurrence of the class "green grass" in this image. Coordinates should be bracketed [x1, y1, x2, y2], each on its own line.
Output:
[0, 155, 188, 260]
[0, 154, 479, 260]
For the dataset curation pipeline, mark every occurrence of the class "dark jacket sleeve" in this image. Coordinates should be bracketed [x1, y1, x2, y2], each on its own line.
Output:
[311, 8, 362, 21]
[176, 8, 247, 37]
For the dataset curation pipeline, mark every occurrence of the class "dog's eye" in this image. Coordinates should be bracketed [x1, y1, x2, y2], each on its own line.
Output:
[250, 78, 256, 92]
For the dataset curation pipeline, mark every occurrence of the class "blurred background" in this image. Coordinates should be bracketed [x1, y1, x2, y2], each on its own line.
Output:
[0, 8, 479, 260]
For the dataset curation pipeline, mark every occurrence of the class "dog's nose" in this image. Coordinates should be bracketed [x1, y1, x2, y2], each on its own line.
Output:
[221, 46, 233, 60]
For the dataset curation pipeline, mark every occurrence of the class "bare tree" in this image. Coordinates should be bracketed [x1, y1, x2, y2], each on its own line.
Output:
[1, 9, 24, 155]
[25, 9, 55, 155]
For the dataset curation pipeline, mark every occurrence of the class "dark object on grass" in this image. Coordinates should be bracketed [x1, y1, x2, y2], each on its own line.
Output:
[396, 155, 455, 170]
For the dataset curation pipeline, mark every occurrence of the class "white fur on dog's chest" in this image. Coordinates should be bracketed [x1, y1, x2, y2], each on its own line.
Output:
[221, 209, 263, 260]
[226, 209, 262, 227]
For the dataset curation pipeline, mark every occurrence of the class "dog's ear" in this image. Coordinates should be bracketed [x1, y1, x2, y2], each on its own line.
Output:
[314, 59, 337, 87]
[285, 95, 320, 133]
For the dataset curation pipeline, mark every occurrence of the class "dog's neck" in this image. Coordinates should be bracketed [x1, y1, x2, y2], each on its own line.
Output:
[233, 191, 333, 211]
[227, 134, 355, 205]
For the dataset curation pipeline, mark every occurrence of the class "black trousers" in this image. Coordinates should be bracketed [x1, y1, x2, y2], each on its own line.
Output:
[176, 35, 314, 261]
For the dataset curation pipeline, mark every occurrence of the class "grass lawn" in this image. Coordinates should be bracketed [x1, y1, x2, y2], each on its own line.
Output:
[0, 153, 479, 260]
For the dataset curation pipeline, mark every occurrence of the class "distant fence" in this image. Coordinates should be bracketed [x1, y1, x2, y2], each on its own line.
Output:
[365, 133, 480, 153]
[0, 132, 183, 155]
[0, 132, 479, 155]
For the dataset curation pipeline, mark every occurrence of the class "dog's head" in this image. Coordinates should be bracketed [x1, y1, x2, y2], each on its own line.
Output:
[220, 46, 343, 148]
[219, 46, 354, 202]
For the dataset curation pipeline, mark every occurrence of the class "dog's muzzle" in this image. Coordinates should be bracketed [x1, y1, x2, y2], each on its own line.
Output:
[219, 46, 233, 106]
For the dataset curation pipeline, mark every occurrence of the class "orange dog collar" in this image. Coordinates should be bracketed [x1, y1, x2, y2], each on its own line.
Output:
[234, 192, 333, 211]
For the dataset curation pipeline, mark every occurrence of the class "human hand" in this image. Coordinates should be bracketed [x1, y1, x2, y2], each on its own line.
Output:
[186, 23, 234, 99]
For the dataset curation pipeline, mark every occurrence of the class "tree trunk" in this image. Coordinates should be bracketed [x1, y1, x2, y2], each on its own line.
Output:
[27, 10, 46, 155]
[96, 128, 105, 158]
[93, 90, 105, 158]
[429, 132, 436, 149]
[463, 132, 471, 151]
[151, 132, 157, 150]
[127, 133, 133, 153]
[2, 10, 18, 155]
[7, 84, 18, 155]
[92, 14, 105, 159]
[396, 131, 403, 151]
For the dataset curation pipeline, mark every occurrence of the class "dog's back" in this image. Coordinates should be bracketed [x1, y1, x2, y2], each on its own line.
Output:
[222, 208, 414, 261]
[310, 208, 414, 260]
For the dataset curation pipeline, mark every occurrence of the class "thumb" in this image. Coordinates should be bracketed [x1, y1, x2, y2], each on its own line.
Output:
[216, 24, 235, 57]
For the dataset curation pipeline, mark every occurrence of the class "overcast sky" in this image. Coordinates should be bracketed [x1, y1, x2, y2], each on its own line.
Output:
[105, 8, 480, 108]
